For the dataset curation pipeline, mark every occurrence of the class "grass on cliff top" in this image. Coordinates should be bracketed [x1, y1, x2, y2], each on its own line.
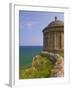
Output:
[19, 53, 54, 79]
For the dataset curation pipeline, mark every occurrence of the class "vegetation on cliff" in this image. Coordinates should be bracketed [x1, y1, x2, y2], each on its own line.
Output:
[19, 52, 64, 79]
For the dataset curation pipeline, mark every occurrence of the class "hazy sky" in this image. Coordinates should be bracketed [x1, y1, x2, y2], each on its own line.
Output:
[19, 10, 64, 46]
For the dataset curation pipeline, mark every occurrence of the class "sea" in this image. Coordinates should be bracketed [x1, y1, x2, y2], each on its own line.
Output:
[19, 46, 43, 68]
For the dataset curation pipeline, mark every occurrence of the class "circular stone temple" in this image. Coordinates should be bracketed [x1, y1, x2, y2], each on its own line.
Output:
[42, 16, 64, 53]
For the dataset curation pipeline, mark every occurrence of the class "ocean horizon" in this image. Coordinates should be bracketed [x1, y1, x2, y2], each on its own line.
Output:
[19, 46, 43, 68]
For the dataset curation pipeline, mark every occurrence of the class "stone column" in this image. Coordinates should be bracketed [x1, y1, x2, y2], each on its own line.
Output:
[52, 32, 54, 49]
[54, 32, 56, 49]
[61, 32, 64, 49]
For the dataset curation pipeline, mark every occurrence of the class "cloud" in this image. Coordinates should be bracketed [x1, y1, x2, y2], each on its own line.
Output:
[20, 20, 39, 30]
[25, 21, 38, 29]
[27, 21, 33, 28]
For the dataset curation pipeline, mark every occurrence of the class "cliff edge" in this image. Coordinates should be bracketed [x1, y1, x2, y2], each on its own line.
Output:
[19, 52, 64, 79]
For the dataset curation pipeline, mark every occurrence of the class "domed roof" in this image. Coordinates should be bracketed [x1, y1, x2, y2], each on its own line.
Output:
[43, 16, 64, 32]
[48, 17, 64, 27]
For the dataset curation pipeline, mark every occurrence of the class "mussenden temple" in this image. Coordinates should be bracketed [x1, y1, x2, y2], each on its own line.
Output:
[42, 16, 64, 54]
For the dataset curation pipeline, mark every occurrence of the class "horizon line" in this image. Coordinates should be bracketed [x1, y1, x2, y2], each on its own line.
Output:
[19, 45, 43, 46]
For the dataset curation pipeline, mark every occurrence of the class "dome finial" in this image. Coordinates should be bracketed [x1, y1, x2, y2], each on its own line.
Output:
[55, 16, 57, 21]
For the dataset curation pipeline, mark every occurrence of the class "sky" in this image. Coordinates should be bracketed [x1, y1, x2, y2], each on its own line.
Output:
[19, 10, 64, 46]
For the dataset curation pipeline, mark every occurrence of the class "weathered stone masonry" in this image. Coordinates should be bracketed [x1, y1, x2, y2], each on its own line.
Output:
[43, 16, 64, 53]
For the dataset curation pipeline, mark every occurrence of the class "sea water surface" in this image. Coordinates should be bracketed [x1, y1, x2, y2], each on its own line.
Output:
[19, 46, 43, 68]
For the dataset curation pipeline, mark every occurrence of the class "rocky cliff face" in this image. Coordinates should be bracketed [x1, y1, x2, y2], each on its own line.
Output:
[32, 52, 64, 77]
[51, 55, 64, 77]
[20, 52, 64, 79]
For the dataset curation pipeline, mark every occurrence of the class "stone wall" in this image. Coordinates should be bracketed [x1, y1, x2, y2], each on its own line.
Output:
[43, 27, 64, 53]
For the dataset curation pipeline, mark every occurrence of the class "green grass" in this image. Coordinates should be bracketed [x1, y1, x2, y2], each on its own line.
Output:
[19, 53, 54, 79]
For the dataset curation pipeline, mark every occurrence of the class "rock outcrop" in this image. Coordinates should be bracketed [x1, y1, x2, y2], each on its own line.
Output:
[32, 52, 64, 77]
[41, 51, 59, 63]
[32, 56, 40, 70]
[20, 51, 64, 79]
[51, 56, 64, 77]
